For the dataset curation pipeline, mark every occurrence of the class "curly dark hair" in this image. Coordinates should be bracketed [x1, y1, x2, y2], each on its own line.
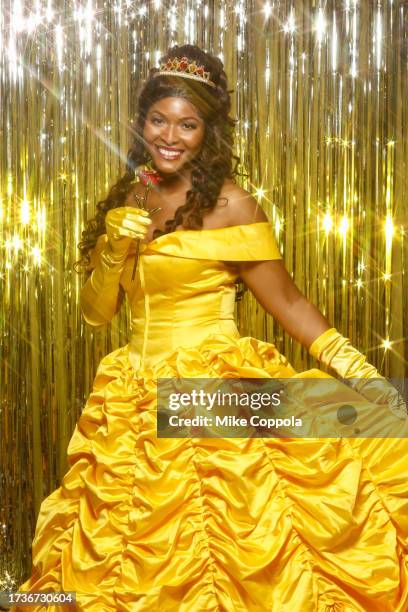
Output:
[74, 44, 242, 273]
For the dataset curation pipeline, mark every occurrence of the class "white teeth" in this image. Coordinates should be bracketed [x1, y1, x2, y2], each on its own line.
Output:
[157, 147, 183, 160]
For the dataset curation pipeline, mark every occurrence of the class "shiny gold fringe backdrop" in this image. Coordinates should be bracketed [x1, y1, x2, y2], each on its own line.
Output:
[0, 0, 407, 588]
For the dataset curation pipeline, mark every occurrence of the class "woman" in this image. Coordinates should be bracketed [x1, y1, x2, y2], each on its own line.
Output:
[13, 44, 408, 611]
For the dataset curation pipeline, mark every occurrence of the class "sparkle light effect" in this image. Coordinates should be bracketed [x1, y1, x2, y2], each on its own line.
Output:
[283, 10, 295, 35]
[254, 186, 266, 199]
[338, 215, 349, 240]
[322, 211, 333, 235]
[382, 338, 392, 351]
[20, 198, 30, 224]
[263, 2, 271, 19]
[385, 214, 394, 254]
[315, 8, 327, 45]
[0, 0, 407, 590]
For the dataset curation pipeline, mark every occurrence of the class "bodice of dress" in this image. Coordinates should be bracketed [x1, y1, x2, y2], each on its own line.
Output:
[115, 222, 282, 372]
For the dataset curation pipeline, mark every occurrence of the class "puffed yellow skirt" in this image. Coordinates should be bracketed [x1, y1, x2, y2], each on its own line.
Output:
[12, 334, 408, 611]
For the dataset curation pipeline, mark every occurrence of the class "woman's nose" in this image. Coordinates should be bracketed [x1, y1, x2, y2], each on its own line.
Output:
[161, 124, 179, 145]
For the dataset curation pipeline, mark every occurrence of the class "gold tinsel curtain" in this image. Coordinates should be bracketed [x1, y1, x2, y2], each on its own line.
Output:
[1, 0, 407, 589]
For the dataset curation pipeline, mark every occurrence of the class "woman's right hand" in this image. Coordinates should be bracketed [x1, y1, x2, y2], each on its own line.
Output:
[105, 206, 152, 257]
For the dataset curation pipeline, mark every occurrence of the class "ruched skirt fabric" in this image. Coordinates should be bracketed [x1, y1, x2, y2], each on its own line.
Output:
[12, 334, 408, 611]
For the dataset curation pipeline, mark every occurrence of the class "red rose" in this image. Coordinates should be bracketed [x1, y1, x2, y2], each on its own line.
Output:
[138, 169, 163, 186]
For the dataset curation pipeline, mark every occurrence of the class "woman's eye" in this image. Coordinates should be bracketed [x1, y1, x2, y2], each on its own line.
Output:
[150, 117, 196, 129]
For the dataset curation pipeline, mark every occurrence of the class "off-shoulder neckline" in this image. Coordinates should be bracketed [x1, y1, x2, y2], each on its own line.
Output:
[142, 220, 272, 247]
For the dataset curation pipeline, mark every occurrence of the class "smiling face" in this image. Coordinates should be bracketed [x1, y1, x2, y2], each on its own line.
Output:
[142, 97, 206, 176]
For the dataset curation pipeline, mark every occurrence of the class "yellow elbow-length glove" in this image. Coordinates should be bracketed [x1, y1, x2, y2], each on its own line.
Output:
[309, 327, 379, 378]
[80, 206, 151, 326]
[309, 328, 406, 417]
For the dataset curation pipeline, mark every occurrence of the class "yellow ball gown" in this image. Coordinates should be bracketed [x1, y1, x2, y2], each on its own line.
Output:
[12, 222, 408, 611]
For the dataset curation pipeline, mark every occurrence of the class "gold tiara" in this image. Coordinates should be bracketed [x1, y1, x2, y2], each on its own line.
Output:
[154, 56, 216, 89]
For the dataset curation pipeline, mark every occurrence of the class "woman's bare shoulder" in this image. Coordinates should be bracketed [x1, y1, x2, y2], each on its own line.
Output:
[218, 180, 268, 225]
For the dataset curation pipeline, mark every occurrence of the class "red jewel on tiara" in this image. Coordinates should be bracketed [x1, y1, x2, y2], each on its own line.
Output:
[156, 56, 216, 88]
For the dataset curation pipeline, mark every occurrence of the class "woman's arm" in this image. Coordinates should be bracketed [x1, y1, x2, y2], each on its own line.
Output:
[225, 187, 378, 374]
[239, 257, 406, 415]
[238, 259, 330, 349]
[80, 235, 126, 326]
[221, 185, 330, 348]
[225, 189, 406, 413]
[80, 183, 148, 326]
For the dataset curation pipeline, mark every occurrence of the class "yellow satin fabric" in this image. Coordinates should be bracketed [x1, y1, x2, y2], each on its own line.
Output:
[13, 223, 408, 611]
[309, 327, 380, 378]
[123, 222, 282, 372]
